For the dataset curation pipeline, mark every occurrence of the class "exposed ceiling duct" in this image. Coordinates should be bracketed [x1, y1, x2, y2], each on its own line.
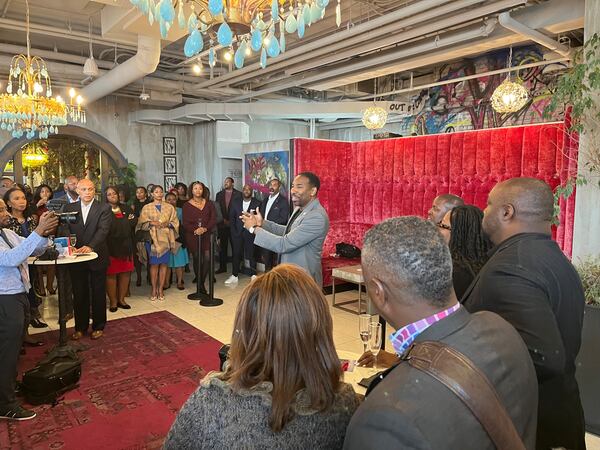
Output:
[81, 35, 161, 104]
[497, 11, 572, 57]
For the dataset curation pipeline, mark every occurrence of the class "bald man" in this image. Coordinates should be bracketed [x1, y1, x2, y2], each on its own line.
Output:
[462, 177, 585, 450]
[63, 179, 112, 340]
[427, 193, 464, 224]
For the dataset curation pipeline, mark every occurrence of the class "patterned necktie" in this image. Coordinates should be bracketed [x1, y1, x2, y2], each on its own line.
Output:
[0, 230, 31, 291]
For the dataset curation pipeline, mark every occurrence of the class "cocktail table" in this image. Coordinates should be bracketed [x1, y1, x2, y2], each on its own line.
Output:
[331, 265, 370, 315]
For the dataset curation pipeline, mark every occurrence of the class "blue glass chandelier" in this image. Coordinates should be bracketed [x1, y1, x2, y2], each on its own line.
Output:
[129, 0, 341, 69]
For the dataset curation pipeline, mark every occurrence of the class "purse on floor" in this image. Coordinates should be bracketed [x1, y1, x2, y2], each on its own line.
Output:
[20, 347, 81, 406]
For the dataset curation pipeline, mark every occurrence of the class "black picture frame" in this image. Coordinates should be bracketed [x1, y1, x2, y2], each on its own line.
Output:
[164, 156, 177, 174]
[164, 175, 177, 191]
[163, 137, 176, 155]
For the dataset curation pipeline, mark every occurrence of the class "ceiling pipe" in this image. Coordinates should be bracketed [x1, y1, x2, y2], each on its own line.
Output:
[204, 0, 525, 92]
[81, 35, 161, 104]
[497, 11, 572, 57]
[0, 43, 115, 69]
[0, 17, 185, 61]
[227, 20, 498, 102]
[194, 0, 460, 89]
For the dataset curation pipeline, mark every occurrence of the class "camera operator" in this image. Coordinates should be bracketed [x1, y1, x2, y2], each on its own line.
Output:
[0, 199, 58, 421]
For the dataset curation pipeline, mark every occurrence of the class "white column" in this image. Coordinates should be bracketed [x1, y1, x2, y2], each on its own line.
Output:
[571, 0, 600, 261]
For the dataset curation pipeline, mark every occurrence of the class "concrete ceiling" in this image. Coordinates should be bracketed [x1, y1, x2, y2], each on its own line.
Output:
[0, 0, 586, 119]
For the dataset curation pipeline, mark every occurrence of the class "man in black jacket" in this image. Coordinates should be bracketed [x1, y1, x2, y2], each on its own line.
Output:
[259, 179, 289, 272]
[344, 216, 538, 449]
[225, 184, 261, 284]
[462, 177, 585, 450]
[215, 177, 241, 274]
[63, 179, 112, 340]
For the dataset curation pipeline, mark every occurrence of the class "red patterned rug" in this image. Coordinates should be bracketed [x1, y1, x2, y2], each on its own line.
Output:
[0, 311, 222, 450]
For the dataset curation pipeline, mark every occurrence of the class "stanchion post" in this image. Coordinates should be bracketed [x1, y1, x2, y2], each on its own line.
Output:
[200, 232, 223, 307]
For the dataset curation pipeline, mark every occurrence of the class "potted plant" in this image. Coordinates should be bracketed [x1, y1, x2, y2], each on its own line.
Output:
[574, 256, 600, 435]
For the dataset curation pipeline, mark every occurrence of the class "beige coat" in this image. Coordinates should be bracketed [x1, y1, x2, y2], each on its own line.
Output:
[136, 201, 181, 260]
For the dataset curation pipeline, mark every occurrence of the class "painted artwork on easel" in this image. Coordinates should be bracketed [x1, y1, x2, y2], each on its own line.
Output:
[244, 150, 289, 201]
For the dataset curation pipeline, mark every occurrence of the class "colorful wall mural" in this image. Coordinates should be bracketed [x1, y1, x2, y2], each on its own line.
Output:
[244, 150, 290, 202]
[395, 46, 567, 135]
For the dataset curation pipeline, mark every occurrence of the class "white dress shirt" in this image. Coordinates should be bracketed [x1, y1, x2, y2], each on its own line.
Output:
[242, 199, 251, 212]
[81, 199, 94, 225]
[264, 193, 279, 219]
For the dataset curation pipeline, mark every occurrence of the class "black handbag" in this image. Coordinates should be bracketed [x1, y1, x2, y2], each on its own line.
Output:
[135, 229, 151, 243]
[336, 242, 361, 258]
[20, 348, 81, 406]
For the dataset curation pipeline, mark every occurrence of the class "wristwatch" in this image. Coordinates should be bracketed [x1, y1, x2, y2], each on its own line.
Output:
[249, 226, 256, 234]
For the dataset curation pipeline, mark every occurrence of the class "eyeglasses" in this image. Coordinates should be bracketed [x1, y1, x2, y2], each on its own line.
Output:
[437, 222, 451, 231]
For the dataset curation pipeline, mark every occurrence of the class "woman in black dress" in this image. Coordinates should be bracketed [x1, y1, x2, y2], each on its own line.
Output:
[131, 186, 151, 286]
[436, 205, 492, 300]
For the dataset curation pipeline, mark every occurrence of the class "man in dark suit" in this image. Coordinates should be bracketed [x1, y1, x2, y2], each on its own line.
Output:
[259, 179, 289, 272]
[462, 177, 586, 450]
[63, 179, 112, 340]
[344, 216, 538, 449]
[54, 176, 79, 203]
[225, 184, 261, 284]
[215, 177, 241, 274]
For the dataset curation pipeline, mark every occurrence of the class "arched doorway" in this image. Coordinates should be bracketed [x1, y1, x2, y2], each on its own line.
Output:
[0, 125, 128, 192]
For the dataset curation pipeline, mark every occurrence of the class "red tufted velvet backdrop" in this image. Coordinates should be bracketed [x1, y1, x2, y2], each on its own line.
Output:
[293, 123, 578, 287]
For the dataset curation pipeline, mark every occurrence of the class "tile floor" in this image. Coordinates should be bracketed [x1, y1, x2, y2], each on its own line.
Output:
[32, 268, 600, 449]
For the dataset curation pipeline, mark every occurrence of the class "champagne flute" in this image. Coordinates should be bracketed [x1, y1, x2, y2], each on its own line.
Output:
[359, 314, 372, 353]
[369, 322, 383, 368]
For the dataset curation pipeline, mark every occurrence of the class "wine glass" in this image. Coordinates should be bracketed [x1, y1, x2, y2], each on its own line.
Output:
[359, 314, 372, 353]
[197, 219, 202, 235]
[369, 322, 383, 368]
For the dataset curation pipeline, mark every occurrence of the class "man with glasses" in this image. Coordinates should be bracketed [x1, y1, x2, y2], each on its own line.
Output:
[427, 193, 464, 224]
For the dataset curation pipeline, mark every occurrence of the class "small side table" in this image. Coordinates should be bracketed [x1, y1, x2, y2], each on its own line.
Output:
[331, 265, 370, 315]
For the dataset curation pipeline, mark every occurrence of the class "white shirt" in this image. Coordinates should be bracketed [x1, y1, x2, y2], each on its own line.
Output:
[242, 199, 251, 213]
[67, 192, 79, 203]
[264, 193, 279, 218]
[81, 199, 94, 225]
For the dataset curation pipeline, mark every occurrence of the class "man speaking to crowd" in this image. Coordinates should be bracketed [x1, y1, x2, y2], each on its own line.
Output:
[240, 172, 329, 286]
[0, 199, 58, 421]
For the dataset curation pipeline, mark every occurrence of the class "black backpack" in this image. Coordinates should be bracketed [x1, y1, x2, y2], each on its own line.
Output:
[20, 347, 81, 406]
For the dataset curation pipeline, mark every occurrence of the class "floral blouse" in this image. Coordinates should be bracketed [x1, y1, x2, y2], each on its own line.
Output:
[6, 215, 37, 238]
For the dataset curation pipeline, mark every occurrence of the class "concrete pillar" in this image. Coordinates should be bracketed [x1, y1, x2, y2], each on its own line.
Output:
[571, 0, 600, 262]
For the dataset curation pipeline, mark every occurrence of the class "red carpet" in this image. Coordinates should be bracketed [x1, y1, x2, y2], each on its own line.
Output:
[0, 311, 223, 450]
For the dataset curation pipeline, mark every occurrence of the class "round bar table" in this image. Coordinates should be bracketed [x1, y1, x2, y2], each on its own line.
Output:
[28, 252, 98, 347]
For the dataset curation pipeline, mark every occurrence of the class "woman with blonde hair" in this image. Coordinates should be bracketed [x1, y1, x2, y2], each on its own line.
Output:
[136, 185, 180, 301]
[165, 264, 359, 449]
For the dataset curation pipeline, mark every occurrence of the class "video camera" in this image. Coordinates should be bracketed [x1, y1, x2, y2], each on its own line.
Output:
[45, 198, 79, 224]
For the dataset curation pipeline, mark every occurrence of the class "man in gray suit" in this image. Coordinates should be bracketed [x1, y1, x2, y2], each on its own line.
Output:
[240, 172, 329, 286]
[344, 217, 538, 449]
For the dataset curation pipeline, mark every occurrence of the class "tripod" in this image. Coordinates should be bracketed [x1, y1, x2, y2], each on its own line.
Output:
[187, 231, 223, 307]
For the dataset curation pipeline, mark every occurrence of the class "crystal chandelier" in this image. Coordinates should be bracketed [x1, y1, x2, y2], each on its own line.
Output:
[130, 0, 342, 69]
[0, 0, 85, 140]
[362, 78, 387, 130]
[491, 47, 529, 114]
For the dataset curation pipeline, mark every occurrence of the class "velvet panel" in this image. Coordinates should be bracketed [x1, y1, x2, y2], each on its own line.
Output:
[293, 123, 577, 286]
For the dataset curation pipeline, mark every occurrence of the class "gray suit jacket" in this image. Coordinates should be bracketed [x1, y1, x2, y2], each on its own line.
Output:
[253, 198, 329, 286]
[344, 308, 538, 450]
